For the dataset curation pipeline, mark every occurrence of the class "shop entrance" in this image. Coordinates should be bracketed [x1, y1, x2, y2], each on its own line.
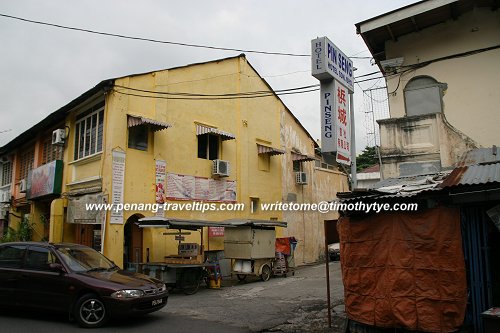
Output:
[124, 214, 143, 270]
[75, 224, 102, 251]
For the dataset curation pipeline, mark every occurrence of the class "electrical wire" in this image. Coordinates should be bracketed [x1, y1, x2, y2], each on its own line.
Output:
[113, 87, 319, 100]
[0, 13, 310, 57]
[114, 83, 320, 97]
[0, 13, 386, 61]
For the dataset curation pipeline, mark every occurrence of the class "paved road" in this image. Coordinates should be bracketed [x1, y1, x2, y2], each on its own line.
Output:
[0, 262, 344, 333]
[165, 261, 345, 332]
[0, 308, 250, 333]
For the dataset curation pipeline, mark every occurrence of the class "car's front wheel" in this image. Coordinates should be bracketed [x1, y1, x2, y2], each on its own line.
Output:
[74, 294, 108, 328]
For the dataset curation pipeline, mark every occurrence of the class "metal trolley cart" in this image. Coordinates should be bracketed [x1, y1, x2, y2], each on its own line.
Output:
[223, 219, 287, 282]
[135, 217, 226, 295]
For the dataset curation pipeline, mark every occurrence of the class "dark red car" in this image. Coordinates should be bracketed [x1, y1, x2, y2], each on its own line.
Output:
[0, 242, 168, 328]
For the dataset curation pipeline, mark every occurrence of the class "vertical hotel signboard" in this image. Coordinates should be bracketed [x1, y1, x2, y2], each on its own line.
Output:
[312, 36, 353, 165]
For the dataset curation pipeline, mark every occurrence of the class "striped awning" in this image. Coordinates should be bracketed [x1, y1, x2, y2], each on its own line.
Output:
[291, 152, 317, 162]
[127, 115, 172, 132]
[196, 124, 235, 141]
[257, 143, 285, 156]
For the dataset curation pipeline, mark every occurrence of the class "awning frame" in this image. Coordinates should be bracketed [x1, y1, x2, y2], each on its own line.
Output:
[196, 124, 235, 141]
[257, 143, 285, 156]
[127, 114, 172, 132]
[291, 152, 318, 162]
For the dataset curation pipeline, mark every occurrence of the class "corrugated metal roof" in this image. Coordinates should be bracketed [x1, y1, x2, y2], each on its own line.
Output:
[440, 161, 500, 188]
[456, 147, 500, 167]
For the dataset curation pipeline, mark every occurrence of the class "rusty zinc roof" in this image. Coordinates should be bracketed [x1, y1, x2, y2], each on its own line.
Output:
[440, 161, 500, 188]
[456, 146, 500, 167]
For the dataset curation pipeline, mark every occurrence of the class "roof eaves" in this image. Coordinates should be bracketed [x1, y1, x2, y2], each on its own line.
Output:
[355, 0, 456, 34]
[0, 79, 114, 154]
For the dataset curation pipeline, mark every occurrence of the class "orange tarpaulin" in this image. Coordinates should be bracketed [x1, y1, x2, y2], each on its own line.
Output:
[338, 206, 467, 332]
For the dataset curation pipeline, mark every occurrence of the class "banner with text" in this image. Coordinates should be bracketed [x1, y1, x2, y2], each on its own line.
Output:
[110, 150, 126, 224]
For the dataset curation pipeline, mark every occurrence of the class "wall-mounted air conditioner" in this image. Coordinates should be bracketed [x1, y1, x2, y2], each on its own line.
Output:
[0, 190, 11, 203]
[19, 179, 27, 193]
[52, 129, 66, 145]
[295, 172, 307, 185]
[213, 159, 230, 177]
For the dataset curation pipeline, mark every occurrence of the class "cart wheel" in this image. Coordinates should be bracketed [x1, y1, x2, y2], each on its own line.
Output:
[260, 264, 272, 282]
[181, 268, 201, 295]
[237, 274, 247, 281]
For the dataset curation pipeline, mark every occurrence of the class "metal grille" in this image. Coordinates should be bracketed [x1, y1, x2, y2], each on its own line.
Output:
[19, 148, 34, 180]
[42, 138, 63, 165]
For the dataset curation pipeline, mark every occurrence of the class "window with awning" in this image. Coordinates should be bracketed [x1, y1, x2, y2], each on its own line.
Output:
[291, 152, 316, 172]
[127, 115, 172, 151]
[196, 124, 235, 160]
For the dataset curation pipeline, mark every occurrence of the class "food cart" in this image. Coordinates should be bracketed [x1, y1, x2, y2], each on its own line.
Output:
[222, 219, 287, 282]
[135, 217, 226, 295]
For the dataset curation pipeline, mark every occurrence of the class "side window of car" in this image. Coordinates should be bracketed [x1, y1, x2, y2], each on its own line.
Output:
[25, 246, 58, 271]
[0, 245, 26, 268]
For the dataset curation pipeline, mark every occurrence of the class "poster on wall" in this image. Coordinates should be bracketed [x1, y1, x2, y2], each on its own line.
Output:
[166, 173, 236, 202]
[155, 159, 167, 217]
[195, 177, 210, 201]
[224, 181, 237, 201]
[110, 150, 125, 224]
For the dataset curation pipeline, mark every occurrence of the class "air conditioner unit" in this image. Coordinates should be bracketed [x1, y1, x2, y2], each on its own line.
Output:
[19, 179, 27, 193]
[0, 191, 11, 203]
[213, 159, 230, 177]
[52, 128, 66, 145]
[295, 172, 308, 185]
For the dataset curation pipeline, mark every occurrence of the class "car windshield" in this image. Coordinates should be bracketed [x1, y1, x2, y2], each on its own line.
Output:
[55, 246, 116, 273]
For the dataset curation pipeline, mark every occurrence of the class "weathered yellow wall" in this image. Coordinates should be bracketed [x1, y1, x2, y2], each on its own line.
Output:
[281, 109, 348, 264]
[59, 55, 341, 267]
[92, 56, 285, 266]
[49, 198, 65, 243]
[384, 8, 500, 147]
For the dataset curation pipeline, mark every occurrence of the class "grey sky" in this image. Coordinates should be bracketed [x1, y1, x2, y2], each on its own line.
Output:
[0, 0, 416, 150]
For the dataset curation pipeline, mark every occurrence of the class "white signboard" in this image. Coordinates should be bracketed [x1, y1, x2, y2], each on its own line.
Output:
[320, 80, 336, 153]
[155, 159, 167, 217]
[110, 150, 126, 224]
[312, 36, 354, 92]
[335, 81, 351, 165]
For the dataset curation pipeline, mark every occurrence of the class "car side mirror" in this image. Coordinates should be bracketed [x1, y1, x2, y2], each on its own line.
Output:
[49, 263, 65, 273]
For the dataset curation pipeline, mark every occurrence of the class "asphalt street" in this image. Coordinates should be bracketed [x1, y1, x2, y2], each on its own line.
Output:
[0, 308, 250, 333]
[165, 261, 346, 332]
[0, 261, 345, 333]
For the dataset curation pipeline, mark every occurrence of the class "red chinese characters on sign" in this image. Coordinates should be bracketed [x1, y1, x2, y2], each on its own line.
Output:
[335, 81, 351, 165]
[337, 107, 347, 126]
[337, 87, 347, 106]
[208, 227, 225, 237]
